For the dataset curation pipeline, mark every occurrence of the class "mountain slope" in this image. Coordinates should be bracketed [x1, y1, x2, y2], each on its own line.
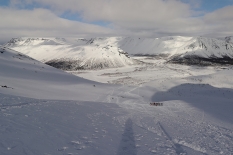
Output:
[119, 36, 233, 56]
[119, 36, 194, 56]
[118, 36, 233, 65]
[5, 36, 233, 67]
[168, 37, 233, 65]
[0, 46, 111, 100]
[4, 37, 138, 70]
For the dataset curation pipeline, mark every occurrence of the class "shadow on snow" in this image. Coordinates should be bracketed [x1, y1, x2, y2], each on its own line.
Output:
[117, 118, 137, 155]
[152, 83, 233, 124]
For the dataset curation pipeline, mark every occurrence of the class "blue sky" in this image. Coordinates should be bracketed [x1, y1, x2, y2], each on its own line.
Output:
[0, 0, 232, 42]
[198, 0, 233, 12]
[60, 12, 111, 27]
[0, 0, 9, 6]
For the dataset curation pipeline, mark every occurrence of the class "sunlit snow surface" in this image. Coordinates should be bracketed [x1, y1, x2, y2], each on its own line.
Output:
[1, 47, 233, 155]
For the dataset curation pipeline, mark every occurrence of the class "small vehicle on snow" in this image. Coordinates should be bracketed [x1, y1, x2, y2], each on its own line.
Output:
[150, 102, 163, 106]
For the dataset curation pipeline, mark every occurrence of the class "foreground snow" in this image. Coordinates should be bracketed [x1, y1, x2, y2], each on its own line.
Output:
[1, 47, 233, 155]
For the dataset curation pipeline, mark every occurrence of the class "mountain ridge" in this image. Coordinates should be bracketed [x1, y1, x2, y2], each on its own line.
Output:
[5, 37, 139, 70]
[4, 36, 233, 68]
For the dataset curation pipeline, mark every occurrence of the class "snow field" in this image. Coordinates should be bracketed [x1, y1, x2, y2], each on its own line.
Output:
[1, 47, 233, 154]
[75, 56, 233, 154]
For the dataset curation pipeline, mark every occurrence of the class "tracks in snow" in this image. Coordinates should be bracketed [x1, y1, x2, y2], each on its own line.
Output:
[98, 82, 233, 154]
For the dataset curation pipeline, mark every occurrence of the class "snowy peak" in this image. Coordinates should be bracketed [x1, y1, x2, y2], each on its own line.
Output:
[119, 36, 233, 57]
[167, 37, 233, 65]
[118, 36, 233, 65]
[5, 36, 233, 68]
[119, 36, 197, 56]
[5, 37, 67, 46]
[5, 37, 137, 70]
[187, 37, 232, 51]
[45, 37, 134, 70]
[81, 37, 130, 57]
[179, 37, 233, 57]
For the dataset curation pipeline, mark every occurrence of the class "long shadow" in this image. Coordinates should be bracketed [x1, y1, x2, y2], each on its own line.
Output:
[152, 83, 233, 124]
[117, 118, 137, 155]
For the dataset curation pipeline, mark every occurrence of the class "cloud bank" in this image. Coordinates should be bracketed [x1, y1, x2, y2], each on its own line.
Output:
[0, 0, 233, 43]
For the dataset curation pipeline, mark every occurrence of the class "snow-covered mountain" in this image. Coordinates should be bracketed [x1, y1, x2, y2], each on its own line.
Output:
[5, 36, 233, 68]
[4, 37, 138, 70]
[119, 36, 233, 65]
[119, 36, 233, 56]
[167, 36, 233, 65]
[0, 46, 110, 100]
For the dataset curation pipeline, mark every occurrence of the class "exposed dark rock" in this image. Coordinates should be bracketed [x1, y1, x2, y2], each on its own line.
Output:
[133, 54, 169, 58]
[169, 55, 233, 66]
[46, 59, 84, 70]
[46, 59, 115, 70]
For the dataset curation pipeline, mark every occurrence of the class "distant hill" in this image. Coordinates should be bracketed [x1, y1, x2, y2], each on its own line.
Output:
[4, 37, 139, 70]
[5, 36, 233, 68]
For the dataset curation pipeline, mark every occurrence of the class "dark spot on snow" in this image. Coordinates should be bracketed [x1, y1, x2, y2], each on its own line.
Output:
[0, 49, 4, 53]
[1, 85, 13, 89]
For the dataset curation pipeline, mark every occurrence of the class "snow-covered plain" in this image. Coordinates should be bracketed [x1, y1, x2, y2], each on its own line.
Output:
[1, 46, 233, 155]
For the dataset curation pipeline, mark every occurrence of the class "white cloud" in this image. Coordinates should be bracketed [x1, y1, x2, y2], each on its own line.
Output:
[201, 5, 233, 36]
[204, 5, 233, 22]
[0, 0, 232, 44]
[10, 0, 192, 23]
[0, 7, 114, 44]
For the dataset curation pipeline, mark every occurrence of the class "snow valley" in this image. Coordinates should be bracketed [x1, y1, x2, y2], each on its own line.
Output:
[1, 36, 233, 155]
